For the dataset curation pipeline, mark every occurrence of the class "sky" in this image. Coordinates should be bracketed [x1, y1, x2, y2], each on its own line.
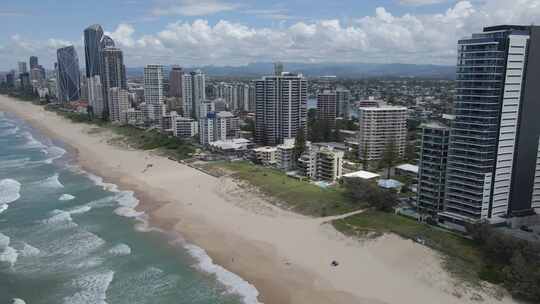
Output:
[1, 0, 540, 70]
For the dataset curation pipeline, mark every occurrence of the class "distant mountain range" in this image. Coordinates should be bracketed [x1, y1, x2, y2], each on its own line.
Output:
[126, 62, 455, 79]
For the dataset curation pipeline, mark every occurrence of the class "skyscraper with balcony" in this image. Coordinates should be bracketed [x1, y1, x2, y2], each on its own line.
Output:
[417, 121, 450, 216]
[441, 25, 540, 227]
[144, 64, 165, 127]
[103, 46, 127, 91]
[56, 46, 81, 103]
[255, 72, 308, 146]
[317, 90, 337, 128]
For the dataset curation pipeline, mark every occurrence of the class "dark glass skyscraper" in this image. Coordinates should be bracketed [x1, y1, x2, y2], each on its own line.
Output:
[57, 46, 81, 103]
[103, 47, 127, 90]
[29, 56, 38, 69]
[84, 24, 104, 78]
[439, 25, 540, 227]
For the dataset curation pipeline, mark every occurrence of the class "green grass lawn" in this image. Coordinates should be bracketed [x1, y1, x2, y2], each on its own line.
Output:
[207, 161, 366, 216]
[333, 210, 485, 282]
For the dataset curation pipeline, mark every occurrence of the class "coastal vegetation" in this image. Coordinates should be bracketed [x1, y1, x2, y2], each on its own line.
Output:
[45, 106, 198, 160]
[203, 161, 365, 216]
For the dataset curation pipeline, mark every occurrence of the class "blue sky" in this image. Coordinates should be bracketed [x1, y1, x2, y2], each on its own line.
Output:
[1, 0, 540, 70]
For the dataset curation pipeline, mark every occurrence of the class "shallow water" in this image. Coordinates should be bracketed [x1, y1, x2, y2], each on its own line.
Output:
[0, 111, 258, 304]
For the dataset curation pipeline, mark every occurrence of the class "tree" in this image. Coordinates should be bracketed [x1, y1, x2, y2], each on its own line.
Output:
[380, 139, 399, 179]
[293, 127, 307, 162]
[342, 177, 398, 212]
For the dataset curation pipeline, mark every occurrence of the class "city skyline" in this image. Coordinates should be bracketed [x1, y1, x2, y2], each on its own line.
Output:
[2, 1, 540, 70]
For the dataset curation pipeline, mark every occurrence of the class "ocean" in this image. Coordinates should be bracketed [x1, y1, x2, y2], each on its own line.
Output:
[0, 111, 258, 304]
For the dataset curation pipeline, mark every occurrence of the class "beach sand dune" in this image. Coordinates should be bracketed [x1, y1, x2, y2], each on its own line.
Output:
[0, 95, 517, 304]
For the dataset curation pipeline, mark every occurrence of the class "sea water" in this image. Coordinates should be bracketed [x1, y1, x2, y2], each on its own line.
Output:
[0, 111, 259, 304]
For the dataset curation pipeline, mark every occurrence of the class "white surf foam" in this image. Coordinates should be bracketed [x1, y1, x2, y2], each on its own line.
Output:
[12, 299, 26, 304]
[21, 131, 46, 149]
[0, 125, 19, 136]
[59, 194, 76, 201]
[63, 271, 114, 304]
[43, 146, 66, 164]
[86, 172, 144, 220]
[40, 173, 64, 188]
[185, 244, 260, 304]
[68, 206, 92, 215]
[42, 209, 77, 228]
[0, 204, 8, 214]
[0, 179, 21, 205]
[0, 232, 10, 249]
[20, 243, 41, 257]
[0, 158, 30, 169]
[108, 243, 131, 256]
[0, 233, 18, 266]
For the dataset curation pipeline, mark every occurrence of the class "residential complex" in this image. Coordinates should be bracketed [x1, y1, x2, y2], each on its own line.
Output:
[317, 90, 337, 127]
[439, 25, 540, 227]
[357, 105, 408, 161]
[416, 121, 450, 216]
[255, 71, 308, 146]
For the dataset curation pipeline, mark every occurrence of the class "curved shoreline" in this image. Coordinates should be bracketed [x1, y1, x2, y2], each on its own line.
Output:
[0, 95, 518, 304]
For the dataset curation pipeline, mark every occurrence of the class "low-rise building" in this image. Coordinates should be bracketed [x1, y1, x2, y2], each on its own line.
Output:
[126, 108, 144, 126]
[298, 144, 344, 182]
[173, 116, 198, 138]
[253, 146, 278, 166]
[276, 138, 296, 170]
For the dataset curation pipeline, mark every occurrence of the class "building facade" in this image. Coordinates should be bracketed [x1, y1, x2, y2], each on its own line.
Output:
[417, 121, 450, 216]
[441, 25, 540, 226]
[317, 90, 337, 127]
[143, 64, 165, 127]
[108, 87, 130, 124]
[255, 72, 308, 146]
[357, 105, 408, 161]
[56, 46, 81, 103]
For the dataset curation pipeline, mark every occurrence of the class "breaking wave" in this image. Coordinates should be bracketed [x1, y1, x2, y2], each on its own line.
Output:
[0, 179, 21, 205]
[59, 194, 76, 201]
[185, 244, 260, 304]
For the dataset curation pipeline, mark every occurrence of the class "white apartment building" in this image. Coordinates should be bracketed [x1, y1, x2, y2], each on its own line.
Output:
[253, 146, 278, 166]
[298, 145, 344, 182]
[126, 108, 144, 126]
[357, 105, 408, 161]
[199, 111, 240, 145]
[174, 116, 198, 138]
[143, 64, 164, 126]
[88, 75, 105, 118]
[276, 138, 296, 171]
[108, 87, 130, 124]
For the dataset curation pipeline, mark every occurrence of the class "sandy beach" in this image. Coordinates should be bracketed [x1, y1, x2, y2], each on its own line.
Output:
[0, 95, 518, 304]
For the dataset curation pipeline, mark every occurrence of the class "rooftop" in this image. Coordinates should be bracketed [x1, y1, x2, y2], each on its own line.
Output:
[395, 164, 419, 174]
[343, 170, 380, 180]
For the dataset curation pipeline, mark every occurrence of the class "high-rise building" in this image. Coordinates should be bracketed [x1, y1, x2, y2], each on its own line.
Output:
[88, 76, 105, 118]
[18, 62, 27, 75]
[169, 66, 183, 98]
[84, 24, 104, 78]
[29, 56, 38, 69]
[30, 66, 46, 88]
[103, 47, 127, 91]
[417, 121, 450, 216]
[199, 111, 239, 145]
[108, 87, 130, 124]
[143, 64, 165, 127]
[336, 88, 351, 118]
[255, 72, 308, 146]
[317, 90, 337, 127]
[56, 46, 81, 103]
[357, 105, 408, 161]
[440, 25, 540, 227]
[19, 73, 31, 90]
[191, 70, 206, 119]
[181, 73, 193, 117]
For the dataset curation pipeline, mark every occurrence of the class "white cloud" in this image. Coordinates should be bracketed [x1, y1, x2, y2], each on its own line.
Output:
[399, 0, 448, 6]
[3, 0, 540, 70]
[151, 0, 239, 16]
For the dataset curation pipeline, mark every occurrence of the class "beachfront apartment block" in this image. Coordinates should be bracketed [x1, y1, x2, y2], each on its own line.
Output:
[298, 144, 344, 182]
[199, 111, 240, 145]
[174, 116, 198, 138]
[108, 87, 130, 124]
[255, 71, 308, 146]
[276, 138, 296, 171]
[416, 121, 450, 216]
[357, 105, 408, 161]
[126, 108, 144, 126]
[253, 146, 278, 166]
[438, 25, 540, 228]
